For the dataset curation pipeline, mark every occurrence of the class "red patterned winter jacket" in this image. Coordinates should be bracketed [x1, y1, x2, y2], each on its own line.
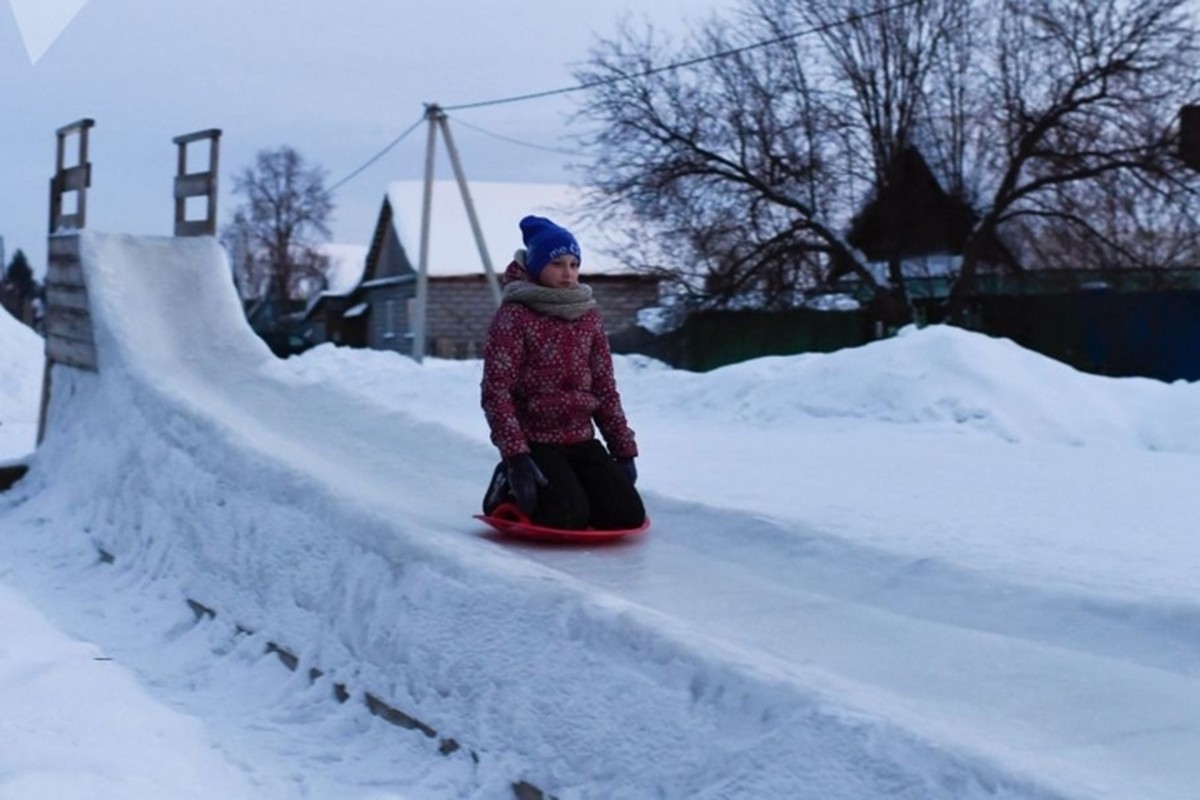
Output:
[481, 262, 638, 460]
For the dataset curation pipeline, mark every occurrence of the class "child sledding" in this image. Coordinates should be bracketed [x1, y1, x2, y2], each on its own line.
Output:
[477, 215, 648, 541]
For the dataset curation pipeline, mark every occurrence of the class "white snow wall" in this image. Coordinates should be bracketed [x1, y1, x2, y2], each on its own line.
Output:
[23, 232, 1063, 799]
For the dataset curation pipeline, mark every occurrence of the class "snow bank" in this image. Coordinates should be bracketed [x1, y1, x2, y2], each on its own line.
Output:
[0, 303, 43, 460]
[0, 581, 263, 799]
[300, 322, 1200, 458]
[622, 323, 1200, 451]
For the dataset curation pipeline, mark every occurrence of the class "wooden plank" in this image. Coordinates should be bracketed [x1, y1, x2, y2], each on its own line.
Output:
[56, 118, 95, 137]
[45, 284, 90, 312]
[173, 128, 221, 145]
[59, 164, 90, 191]
[46, 336, 97, 371]
[48, 235, 82, 260]
[46, 260, 86, 290]
[36, 357, 49, 445]
[45, 275, 87, 296]
[45, 330, 95, 352]
[44, 306, 94, 343]
[175, 219, 213, 237]
[56, 212, 84, 231]
[174, 172, 214, 198]
[44, 310, 93, 343]
[48, 234, 81, 254]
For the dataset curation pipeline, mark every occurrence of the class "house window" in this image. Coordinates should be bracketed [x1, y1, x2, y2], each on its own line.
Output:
[382, 299, 398, 340]
[402, 296, 419, 344]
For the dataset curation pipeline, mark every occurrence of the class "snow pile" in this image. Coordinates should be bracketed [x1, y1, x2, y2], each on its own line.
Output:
[613, 323, 1200, 450]
[294, 322, 1200, 456]
[0, 304, 42, 459]
[0, 581, 265, 799]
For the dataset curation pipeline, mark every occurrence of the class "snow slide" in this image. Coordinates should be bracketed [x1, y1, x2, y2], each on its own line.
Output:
[15, 231, 1183, 798]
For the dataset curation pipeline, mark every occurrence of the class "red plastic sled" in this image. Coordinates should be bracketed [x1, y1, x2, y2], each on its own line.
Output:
[474, 503, 649, 543]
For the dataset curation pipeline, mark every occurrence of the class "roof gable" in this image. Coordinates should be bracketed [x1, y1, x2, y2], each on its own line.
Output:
[846, 145, 977, 260]
[316, 242, 367, 295]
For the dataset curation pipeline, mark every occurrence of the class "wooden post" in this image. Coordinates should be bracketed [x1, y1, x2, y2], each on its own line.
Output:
[43, 235, 96, 371]
[173, 128, 222, 236]
[411, 104, 503, 362]
[48, 118, 95, 234]
[41, 119, 100, 444]
[437, 114, 501, 307]
[413, 105, 440, 363]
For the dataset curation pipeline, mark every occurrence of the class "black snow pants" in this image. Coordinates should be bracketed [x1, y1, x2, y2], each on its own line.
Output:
[484, 439, 645, 530]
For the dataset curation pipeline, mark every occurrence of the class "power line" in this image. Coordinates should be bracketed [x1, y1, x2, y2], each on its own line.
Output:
[328, 114, 425, 192]
[441, 0, 922, 112]
[329, 0, 924, 190]
[448, 116, 585, 157]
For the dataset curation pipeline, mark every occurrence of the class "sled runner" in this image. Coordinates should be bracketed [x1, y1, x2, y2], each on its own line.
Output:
[474, 503, 650, 543]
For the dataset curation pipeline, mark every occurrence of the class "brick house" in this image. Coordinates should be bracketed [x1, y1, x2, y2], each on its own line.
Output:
[307, 180, 661, 359]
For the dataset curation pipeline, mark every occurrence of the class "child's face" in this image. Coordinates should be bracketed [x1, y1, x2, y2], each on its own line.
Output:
[537, 254, 581, 288]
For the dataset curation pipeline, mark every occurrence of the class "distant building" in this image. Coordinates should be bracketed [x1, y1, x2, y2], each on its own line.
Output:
[302, 243, 369, 348]
[306, 181, 662, 359]
[239, 242, 367, 356]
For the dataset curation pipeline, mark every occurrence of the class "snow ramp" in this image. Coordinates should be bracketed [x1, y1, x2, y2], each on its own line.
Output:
[23, 231, 1100, 798]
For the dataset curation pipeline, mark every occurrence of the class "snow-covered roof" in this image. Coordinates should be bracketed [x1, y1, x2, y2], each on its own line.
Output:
[315, 242, 368, 296]
[384, 180, 627, 276]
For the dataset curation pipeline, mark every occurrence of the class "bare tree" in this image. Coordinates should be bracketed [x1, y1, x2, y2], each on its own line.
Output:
[575, 16, 875, 312]
[575, 0, 1200, 323]
[770, 0, 972, 192]
[575, 1, 975, 317]
[943, 0, 1200, 319]
[222, 146, 334, 307]
[769, 0, 976, 321]
[1010, 170, 1200, 277]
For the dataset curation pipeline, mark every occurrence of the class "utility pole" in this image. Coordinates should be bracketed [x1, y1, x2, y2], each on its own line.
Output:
[413, 107, 437, 364]
[411, 103, 502, 363]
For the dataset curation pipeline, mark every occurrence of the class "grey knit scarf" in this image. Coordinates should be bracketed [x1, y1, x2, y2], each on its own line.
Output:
[502, 280, 596, 320]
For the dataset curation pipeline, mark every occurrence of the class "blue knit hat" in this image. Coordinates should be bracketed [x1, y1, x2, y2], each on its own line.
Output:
[520, 215, 581, 278]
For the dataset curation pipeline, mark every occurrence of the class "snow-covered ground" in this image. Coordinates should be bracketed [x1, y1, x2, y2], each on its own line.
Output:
[1, 231, 1198, 799]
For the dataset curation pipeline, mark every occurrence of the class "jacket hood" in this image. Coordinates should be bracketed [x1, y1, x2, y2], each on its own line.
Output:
[501, 250, 532, 287]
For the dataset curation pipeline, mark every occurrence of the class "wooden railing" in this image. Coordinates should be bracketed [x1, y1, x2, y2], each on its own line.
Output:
[173, 128, 222, 236]
[48, 118, 95, 234]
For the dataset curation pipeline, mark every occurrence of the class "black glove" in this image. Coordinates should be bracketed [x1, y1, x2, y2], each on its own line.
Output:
[617, 456, 637, 486]
[506, 453, 548, 515]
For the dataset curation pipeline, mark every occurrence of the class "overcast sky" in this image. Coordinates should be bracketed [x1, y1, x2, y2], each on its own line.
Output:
[1, 0, 738, 276]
